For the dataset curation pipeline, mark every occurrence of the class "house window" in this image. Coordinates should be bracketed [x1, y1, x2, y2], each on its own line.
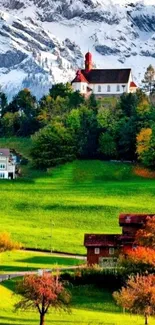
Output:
[98, 85, 101, 92]
[109, 247, 115, 255]
[0, 173, 5, 178]
[107, 85, 111, 92]
[116, 85, 120, 92]
[0, 164, 6, 169]
[94, 248, 100, 254]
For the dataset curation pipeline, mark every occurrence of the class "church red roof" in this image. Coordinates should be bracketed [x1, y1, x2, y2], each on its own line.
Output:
[72, 70, 88, 83]
[130, 81, 137, 88]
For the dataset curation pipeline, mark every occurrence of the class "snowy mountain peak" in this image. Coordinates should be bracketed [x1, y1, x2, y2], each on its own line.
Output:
[0, 0, 155, 98]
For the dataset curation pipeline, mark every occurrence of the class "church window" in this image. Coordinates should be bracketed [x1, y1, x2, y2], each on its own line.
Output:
[117, 85, 120, 92]
[98, 85, 101, 92]
[122, 85, 126, 92]
[107, 85, 111, 92]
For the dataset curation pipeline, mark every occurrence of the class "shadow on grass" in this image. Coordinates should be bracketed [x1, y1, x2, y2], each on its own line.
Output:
[0, 316, 36, 323]
[0, 265, 37, 272]
[0, 318, 116, 325]
[15, 256, 79, 266]
[1, 278, 18, 293]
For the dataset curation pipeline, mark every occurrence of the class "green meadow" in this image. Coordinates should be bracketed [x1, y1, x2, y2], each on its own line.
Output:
[0, 153, 155, 253]
[1, 278, 153, 325]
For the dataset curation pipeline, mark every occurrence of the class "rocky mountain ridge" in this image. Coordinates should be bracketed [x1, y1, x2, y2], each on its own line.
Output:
[0, 0, 155, 98]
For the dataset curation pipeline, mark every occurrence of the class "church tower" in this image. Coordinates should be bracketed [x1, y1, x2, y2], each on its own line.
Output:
[85, 52, 93, 73]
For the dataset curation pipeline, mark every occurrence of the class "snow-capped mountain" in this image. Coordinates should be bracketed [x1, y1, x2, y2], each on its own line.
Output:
[0, 0, 155, 99]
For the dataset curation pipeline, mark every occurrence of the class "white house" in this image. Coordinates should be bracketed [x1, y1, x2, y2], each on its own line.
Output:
[71, 52, 137, 97]
[0, 149, 16, 179]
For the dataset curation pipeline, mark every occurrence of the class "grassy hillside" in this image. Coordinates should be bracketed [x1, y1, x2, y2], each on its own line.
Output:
[0, 157, 155, 254]
[0, 279, 152, 325]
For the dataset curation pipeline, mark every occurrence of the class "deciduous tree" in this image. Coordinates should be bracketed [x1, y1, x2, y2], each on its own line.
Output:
[15, 273, 71, 325]
[98, 132, 117, 158]
[136, 125, 155, 168]
[136, 128, 152, 157]
[31, 122, 76, 169]
[49, 83, 73, 100]
[113, 274, 155, 325]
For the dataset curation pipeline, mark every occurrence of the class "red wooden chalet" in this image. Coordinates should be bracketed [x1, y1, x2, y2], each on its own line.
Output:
[84, 213, 154, 266]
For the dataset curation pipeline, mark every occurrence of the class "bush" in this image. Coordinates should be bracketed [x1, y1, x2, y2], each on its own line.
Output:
[61, 266, 126, 290]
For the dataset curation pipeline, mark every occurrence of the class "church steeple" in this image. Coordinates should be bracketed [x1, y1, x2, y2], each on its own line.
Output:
[85, 51, 92, 73]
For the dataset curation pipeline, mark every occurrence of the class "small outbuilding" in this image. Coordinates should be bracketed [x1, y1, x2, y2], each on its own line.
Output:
[84, 213, 154, 266]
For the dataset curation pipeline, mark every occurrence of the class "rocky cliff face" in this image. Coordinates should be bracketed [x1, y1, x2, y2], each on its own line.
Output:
[0, 0, 155, 98]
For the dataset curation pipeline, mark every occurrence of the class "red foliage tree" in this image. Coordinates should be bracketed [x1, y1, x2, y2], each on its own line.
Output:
[15, 273, 71, 325]
[113, 274, 155, 325]
[136, 216, 155, 248]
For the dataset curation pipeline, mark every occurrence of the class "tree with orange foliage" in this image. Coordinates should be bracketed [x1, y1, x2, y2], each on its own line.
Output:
[0, 232, 20, 252]
[113, 274, 155, 325]
[119, 246, 155, 273]
[136, 216, 155, 249]
[15, 273, 71, 325]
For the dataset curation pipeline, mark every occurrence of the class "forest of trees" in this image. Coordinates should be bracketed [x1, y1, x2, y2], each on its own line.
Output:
[1, 71, 155, 169]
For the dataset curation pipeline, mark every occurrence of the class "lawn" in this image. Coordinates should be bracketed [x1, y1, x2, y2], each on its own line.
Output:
[0, 250, 84, 273]
[1, 156, 155, 254]
[0, 279, 153, 325]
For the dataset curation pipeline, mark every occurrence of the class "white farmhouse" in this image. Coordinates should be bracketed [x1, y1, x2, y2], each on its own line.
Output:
[0, 149, 16, 179]
[71, 52, 137, 97]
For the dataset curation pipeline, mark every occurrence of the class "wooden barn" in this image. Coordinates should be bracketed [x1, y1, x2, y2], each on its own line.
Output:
[84, 213, 154, 266]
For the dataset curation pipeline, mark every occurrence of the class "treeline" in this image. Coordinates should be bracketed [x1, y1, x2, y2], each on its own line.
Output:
[1, 83, 155, 169]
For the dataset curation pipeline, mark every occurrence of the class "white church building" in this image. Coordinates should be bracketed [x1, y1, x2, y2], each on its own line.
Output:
[71, 52, 137, 97]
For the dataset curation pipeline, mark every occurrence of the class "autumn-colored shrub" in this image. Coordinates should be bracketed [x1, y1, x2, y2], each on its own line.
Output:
[119, 246, 155, 273]
[134, 166, 155, 178]
[0, 232, 20, 252]
[136, 216, 155, 248]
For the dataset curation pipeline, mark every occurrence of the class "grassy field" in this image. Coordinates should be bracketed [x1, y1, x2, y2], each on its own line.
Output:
[0, 250, 84, 273]
[0, 279, 153, 325]
[1, 157, 155, 254]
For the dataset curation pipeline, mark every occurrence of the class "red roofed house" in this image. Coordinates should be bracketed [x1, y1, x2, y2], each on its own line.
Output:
[72, 52, 137, 97]
[84, 213, 154, 267]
